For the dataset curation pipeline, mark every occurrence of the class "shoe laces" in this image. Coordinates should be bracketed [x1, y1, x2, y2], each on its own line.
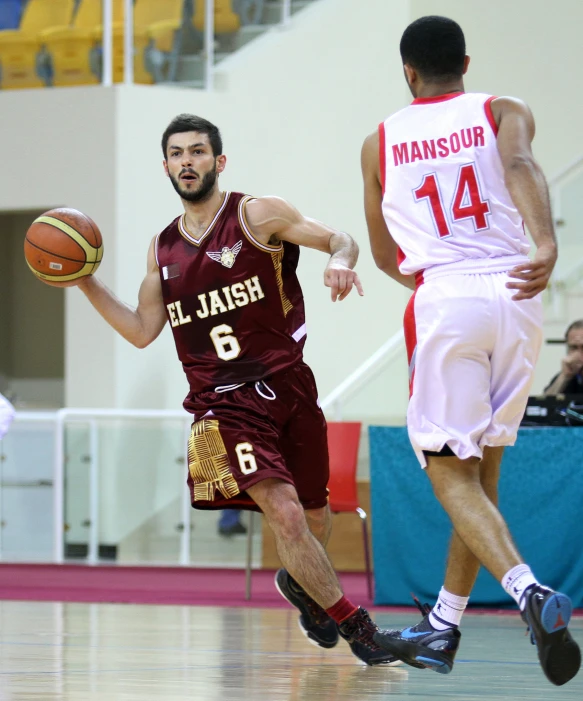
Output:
[411, 593, 432, 617]
[343, 608, 382, 649]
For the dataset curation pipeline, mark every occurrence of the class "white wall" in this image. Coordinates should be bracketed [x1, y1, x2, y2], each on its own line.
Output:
[0, 87, 118, 407]
[1, 0, 582, 416]
[113, 0, 413, 416]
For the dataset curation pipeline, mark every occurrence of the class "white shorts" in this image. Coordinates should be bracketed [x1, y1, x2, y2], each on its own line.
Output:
[405, 270, 543, 467]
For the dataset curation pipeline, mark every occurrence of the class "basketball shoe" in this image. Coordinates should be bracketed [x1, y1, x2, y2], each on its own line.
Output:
[373, 598, 460, 674]
[338, 607, 403, 666]
[274, 569, 339, 649]
[521, 584, 581, 686]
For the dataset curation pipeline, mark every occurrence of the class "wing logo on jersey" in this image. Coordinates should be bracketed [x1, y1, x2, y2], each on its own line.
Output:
[206, 240, 243, 269]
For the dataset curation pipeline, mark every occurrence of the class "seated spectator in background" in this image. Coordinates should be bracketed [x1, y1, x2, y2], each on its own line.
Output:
[544, 320, 583, 395]
[218, 509, 247, 536]
[0, 392, 15, 440]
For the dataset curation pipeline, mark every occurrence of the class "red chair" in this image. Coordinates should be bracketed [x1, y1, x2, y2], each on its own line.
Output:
[327, 421, 373, 600]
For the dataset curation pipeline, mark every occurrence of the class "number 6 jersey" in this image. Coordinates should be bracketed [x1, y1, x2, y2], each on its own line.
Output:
[380, 92, 530, 277]
[155, 191, 306, 394]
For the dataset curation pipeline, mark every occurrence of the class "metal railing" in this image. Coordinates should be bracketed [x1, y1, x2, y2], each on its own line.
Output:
[7, 409, 192, 565]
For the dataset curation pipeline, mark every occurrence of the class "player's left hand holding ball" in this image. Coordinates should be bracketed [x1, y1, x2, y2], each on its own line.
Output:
[324, 263, 364, 302]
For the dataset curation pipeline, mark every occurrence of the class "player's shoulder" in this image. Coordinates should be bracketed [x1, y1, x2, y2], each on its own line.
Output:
[159, 215, 182, 237]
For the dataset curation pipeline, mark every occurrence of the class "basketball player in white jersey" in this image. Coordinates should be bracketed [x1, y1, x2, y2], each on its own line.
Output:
[361, 16, 581, 685]
[0, 392, 15, 441]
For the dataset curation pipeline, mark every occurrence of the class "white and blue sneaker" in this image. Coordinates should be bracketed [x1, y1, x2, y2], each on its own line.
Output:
[374, 612, 461, 674]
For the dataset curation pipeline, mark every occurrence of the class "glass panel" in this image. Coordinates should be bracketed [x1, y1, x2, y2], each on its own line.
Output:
[95, 418, 185, 564]
[0, 419, 54, 561]
[64, 423, 91, 559]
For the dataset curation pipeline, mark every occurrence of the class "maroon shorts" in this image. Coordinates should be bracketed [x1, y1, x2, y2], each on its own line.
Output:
[183, 362, 329, 512]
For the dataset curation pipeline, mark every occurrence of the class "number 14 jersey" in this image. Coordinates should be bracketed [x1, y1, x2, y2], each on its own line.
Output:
[380, 92, 529, 277]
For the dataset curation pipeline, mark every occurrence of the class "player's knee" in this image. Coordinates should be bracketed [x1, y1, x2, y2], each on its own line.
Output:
[266, 499, 308, 542]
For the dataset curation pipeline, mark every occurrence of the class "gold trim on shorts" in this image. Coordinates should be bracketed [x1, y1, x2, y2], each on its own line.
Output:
[188, 419, 240, 501]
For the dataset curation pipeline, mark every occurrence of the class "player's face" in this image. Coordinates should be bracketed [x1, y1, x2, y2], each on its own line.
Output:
[566, 328, 583, 366]
[165, 132, 220, 203]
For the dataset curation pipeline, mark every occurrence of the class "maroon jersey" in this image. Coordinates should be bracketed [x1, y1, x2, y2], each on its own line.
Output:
[156, 191, 306, 394]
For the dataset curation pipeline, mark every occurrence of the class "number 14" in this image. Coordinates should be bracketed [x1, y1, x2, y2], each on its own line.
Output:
[414, 163, 490, 238]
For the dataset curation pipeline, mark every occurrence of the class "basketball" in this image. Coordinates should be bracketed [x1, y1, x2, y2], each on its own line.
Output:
[24, 208, 103, 287]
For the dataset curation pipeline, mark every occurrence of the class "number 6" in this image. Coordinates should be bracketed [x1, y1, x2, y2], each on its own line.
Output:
[235, 443, 258, 475]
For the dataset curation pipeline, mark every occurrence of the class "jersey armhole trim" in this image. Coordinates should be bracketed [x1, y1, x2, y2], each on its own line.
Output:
[378, 122, 386, 195]
[238, 196, 284, 253]
[484, 96, 499, 136]
[154, 233, 161, 268]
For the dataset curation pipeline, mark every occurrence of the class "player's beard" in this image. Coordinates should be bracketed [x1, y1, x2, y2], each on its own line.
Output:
[170, 164, 218, 203]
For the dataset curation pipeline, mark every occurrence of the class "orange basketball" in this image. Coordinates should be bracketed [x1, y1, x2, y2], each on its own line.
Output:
[24, 208, 103, 287]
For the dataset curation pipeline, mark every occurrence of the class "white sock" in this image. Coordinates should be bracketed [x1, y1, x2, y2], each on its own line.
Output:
[501, 564, 539, 610]
[428, 587, 469, 630]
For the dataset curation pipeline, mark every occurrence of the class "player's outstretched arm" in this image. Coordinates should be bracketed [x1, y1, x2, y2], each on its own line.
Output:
[78, 236, 167, 348]
[245, 196, 364, 302]
[492, 97, 558, 301]
[361, 131, 415, 291]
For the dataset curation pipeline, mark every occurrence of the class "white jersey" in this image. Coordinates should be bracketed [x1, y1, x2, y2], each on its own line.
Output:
[380, 92, 529, 277]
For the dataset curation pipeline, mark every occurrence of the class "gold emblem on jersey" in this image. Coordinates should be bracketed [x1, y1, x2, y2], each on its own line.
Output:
[206, 240, 243, 269]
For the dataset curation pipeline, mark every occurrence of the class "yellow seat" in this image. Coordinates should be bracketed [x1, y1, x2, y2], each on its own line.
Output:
[42, 0, 124, 87]
[109, 0, 184, 84]
[193, 0, 241, 34]
[0, 0, 75, 89]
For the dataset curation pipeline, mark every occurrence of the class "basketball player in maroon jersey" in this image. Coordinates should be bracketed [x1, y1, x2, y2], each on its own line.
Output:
[77, 114, 397, 666]
[361, 17, 580, 684]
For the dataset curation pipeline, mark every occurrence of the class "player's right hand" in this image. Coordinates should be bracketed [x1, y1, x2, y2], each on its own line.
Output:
[324, 264, 364, 302]
[506, 243, 557, 301]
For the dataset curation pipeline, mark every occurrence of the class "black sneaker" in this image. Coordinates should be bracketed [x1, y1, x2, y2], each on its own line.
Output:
[274, 569, 339, 649]
[373, 611, 460, 674]
[338, 607, 402, 666]
[521, 585, 581, 686]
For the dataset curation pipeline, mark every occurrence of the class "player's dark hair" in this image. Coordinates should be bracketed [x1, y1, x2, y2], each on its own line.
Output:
[400, 16, 466, 81]
[162, 114, 223, 157]
[565, 319, 583, 340]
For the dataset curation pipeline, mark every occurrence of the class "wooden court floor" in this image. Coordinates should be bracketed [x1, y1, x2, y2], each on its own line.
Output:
[0, 601, 581, 700]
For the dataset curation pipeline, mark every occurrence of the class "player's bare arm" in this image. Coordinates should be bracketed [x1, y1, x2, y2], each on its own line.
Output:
[244, 196, 364, 302]
[78, 236, 167, 348]
[492, 97, 558, 301]
[361, 131, 415, 291]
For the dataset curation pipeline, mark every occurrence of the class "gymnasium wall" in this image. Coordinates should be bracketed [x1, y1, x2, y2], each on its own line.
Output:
[110, 0, 412, 416]
[0, 0, 581, 418]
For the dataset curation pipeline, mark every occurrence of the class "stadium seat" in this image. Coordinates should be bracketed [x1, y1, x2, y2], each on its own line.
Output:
[0, 0, 75, 89]
[41, 0, 124, 87]
[193, 0, 240, 35]
[105, 0, 185, 84]
[0, 0, 24, 32]
[131, 0, 186, 83]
